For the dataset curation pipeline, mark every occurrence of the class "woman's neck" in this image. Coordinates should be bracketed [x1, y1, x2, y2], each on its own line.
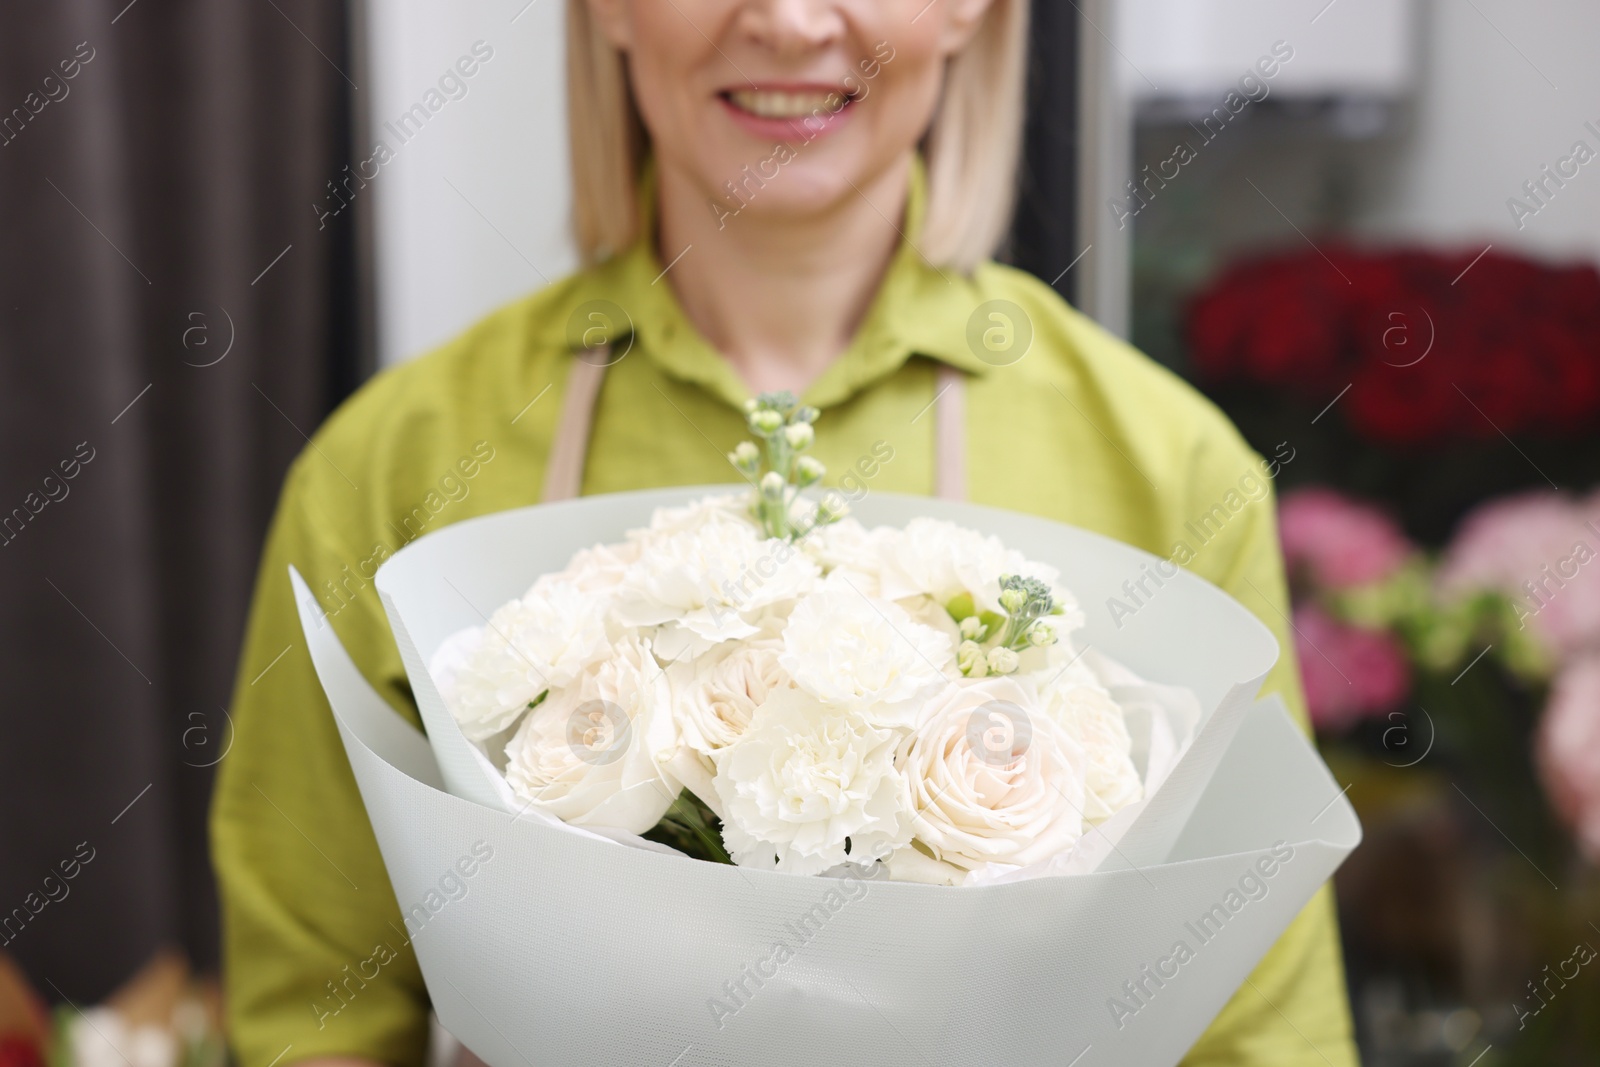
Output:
[653, 154, 911, 397]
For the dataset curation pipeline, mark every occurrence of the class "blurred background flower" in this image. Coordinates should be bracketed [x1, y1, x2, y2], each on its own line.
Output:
[1293, 602, 1411, 733]
[1281, 487, 1414, 591]
[0, 952, 220, 1067]
[1142, 67, 1600, 1052]
[1536, 657, 1600, 862]
[1220, 474, 1600, 1065]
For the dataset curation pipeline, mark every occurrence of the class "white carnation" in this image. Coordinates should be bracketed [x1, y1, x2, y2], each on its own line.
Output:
[779, 576, 954, 728]
[444, 578, 613, 741]
[614, 519, 819, 656]
[899, 675, 1088, 869]
[800, 518, 894, 584]
[542, 539, 638, 595]
[714, 688, 911, 875]
[900, 594, 964, 650]
[503, 633, 679, 833]
[631, 493, 753, 538]
[876, 517, 1065, 617]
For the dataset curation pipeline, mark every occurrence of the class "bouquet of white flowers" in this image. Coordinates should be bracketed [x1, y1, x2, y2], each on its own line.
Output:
[290, 393, 1360, 1067]
[426, 395, 1175, 886]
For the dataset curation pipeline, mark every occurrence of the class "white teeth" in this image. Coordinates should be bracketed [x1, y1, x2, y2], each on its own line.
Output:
[727, 89, 847, 119]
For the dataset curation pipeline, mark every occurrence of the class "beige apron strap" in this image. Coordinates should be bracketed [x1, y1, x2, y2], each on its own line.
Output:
[541, 345, 968, 505]
[541, 347, 610, 503]
[933, 363, 967, 503]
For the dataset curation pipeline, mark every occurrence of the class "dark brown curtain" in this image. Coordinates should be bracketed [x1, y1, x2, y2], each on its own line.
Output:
[0, 0, 359, 1001]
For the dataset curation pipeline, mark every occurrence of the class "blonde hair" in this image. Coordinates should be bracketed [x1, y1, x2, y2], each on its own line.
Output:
[566, 0, 1031, 274]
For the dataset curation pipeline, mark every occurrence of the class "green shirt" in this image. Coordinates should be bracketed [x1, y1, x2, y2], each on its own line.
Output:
[212, 160, 1357, 1067]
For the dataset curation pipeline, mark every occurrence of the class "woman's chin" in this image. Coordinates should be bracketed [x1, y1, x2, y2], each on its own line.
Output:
[703, 173, 869, 229]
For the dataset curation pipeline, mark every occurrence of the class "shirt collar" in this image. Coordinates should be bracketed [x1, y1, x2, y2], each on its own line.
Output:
[574, 154, 992, 413]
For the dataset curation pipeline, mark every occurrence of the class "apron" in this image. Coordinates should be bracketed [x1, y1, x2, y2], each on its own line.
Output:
[541, 349, 968, 504]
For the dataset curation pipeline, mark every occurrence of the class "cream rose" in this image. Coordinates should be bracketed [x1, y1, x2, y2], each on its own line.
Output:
[663, 636, 795, 809]
[714, 688, 911, 875]
[503, 633, 679, 833]
[676, 637, 793, 757]
[898, 675, 1088, 870]
[779, 576, 954, 728]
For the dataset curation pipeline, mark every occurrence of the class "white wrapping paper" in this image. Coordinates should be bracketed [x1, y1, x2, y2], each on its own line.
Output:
[291, 487, 1360, 1066]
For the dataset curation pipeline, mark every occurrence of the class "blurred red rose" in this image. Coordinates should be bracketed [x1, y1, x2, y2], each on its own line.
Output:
[1187, 246, 1600, 445]
[0, 1038, 42, 1067]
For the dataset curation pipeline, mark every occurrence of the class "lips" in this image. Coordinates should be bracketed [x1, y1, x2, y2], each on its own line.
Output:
[717, 83, 859, 142]
[722, 87, 852, 119]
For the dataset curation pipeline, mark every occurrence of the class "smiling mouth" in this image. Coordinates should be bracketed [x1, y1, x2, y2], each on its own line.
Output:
[721, 87, 856, 120]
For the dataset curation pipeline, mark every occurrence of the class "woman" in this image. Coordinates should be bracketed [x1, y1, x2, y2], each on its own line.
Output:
[212, 1, 1358, 1065]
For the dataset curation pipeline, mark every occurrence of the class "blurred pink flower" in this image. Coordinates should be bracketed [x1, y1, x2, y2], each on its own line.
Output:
[1438, 489, 1600, 660]
[1536, 656, 1600, 861]
[1293, 603, 1411, 733]
[1279, 487, 1413, 589]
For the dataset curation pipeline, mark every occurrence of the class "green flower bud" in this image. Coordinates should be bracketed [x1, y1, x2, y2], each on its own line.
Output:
[795, 455, 825, 486]
[750, 410, 785, 435]
[792, 405, 820, 425]
[958, 616, 985, 640]
[986, 647, 1019, 675]
[784, 423, 815, 450]
[1028, 622, 1056, 647]
[760, 471, 785, 501]
[958, 640, 988, 677]
[729, 441, 760, 470]
[999, 587, 1028, 613]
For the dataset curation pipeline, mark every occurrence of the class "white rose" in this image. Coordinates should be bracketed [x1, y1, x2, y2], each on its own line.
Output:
[876, 517, 1065, 618]
[898, 675, 1088, 869]
[714, 688, 911, 875]
[614, 519, 819, 656]
[503, 633, 680, 833]
[442, 578, 614, 741]
[779, 576, 954, 728]
[662, 636, 795, 809]
[677, 637, 793, 757]
[1040, 677, 1142, 823]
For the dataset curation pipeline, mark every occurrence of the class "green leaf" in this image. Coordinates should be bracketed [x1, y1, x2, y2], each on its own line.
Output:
[642, 790, 734, 865]
[945, 592, 976, 622]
